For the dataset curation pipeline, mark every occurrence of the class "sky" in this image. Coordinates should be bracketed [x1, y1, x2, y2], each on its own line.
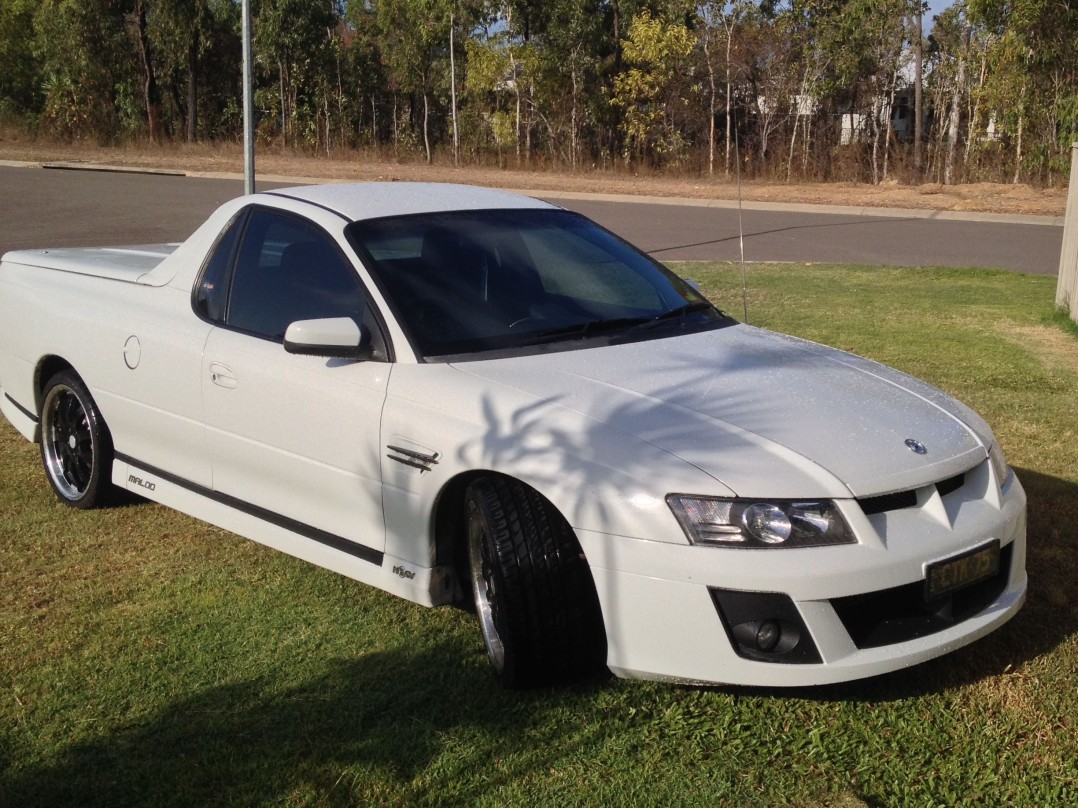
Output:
[926, 1, 954, 25]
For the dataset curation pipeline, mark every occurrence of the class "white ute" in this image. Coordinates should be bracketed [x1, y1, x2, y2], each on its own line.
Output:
[0, 183, 1027, 688]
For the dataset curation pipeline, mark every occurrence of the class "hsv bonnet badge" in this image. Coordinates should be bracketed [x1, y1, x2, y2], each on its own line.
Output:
[905, 438, 928, 455]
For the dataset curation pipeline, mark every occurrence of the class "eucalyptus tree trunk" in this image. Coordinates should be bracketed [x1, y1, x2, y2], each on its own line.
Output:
[134, 0, 163, 143]
[870, 110, 882, 185]
[526, 82, 533, 166]
[449, 12, 459, 166]
[423, 91, 432, 163]
[279, 60, 288, 145]
[787, 69, 810, 182]
[570, 50, 580, 171]
[964, 43, 990, 169]
[944, 25, 971, 185]
[704, 29, 716, 177]
[1013, 97, 1024, 184]
[883, 62, 899, 181]
[914, 5, 923, 177]
[186, 29, 199, 142]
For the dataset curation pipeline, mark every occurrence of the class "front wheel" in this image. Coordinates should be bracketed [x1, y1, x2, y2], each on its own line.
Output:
[465, 476, 606, 688]
[39, 371, 116, 509]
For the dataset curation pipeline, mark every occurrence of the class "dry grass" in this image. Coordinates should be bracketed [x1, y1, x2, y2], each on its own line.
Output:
[0, 128, 1067, 217]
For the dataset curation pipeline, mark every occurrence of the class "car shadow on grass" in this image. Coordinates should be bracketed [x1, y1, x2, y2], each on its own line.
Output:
[0, 642, 607, 808]
[735, 466, 1078, 704]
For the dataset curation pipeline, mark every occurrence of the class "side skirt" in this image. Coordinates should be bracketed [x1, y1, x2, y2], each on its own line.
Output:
[111, 454, 452, 607]
[1, 389, 39, 442]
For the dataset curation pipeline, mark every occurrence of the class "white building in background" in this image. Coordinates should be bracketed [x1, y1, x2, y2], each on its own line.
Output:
[754, 89, 933, 146]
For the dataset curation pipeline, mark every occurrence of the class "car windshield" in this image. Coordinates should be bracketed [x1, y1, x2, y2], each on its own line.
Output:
[347, 208, 732, 360]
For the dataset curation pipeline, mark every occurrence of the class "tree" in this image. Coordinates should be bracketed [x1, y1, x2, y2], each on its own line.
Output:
[535, 0, 605, 169]
[698, 1, 753, 177]
[0, 0, 40, 116]
[610, 9, 697, 166]
[376, 0, 458, 162]
[32, 0, 135, 139]
[131, 0, 164, 142]
[969, 0, 1078, 184]
[255, 0, 338, 148]
[913, 0, 924, 176]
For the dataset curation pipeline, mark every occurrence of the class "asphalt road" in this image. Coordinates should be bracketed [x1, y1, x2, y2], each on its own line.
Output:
[563, 198, 1063, 274]
[0, 165, 1063, 274]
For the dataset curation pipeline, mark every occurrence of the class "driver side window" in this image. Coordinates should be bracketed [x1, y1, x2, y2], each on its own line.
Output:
[225, 209, 366, 341]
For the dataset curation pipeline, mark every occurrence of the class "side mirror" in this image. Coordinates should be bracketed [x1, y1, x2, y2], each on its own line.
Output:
[283, 317, 370, 359]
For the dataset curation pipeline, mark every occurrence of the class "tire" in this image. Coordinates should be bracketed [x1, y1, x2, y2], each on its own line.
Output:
[465, 476, 606, 688]
[39, 370, 116, 509]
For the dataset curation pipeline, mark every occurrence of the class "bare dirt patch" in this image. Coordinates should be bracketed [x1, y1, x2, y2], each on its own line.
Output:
[0, 135, 1067, 217]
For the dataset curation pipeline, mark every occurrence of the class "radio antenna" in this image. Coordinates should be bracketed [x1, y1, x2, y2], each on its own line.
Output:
[734, 124, 748, 324]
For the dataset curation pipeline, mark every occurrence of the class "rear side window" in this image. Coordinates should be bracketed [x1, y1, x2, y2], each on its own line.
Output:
[194, 212, 245, 322]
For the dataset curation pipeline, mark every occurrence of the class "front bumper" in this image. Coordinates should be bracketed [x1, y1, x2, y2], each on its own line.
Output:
[577, 461, 1027, 687]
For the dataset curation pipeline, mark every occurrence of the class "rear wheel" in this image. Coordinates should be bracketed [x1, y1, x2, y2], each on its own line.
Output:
[465, 476, 606, 688]
[39, 371, 115, 509]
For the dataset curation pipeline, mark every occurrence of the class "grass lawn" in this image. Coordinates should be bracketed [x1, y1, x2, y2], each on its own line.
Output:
[1, 263, 1075, 807]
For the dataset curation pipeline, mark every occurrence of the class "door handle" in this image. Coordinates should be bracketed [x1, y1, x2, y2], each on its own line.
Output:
[209, 362, 238, 389]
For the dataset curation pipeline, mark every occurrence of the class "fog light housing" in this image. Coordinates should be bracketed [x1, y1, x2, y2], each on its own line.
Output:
[709, 588, 822, 664]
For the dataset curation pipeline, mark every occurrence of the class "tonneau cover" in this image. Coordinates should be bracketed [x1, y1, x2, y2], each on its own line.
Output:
[0, 244, 180, 283]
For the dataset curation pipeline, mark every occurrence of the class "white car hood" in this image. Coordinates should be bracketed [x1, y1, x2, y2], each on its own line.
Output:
[452, 325, 991, 499]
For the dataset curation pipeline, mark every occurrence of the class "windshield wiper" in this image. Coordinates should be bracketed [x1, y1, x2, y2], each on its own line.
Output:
[517, 303, 717, 347]
[625, 301, 716, 333]
[519, 316, 653, 345]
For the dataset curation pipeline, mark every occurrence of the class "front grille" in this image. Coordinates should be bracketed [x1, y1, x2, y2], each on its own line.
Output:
[831, 543, 1013, 649]
[856, 471, 968, 516]
[935, 472, 965, 497]
[858, 489, 917, 515]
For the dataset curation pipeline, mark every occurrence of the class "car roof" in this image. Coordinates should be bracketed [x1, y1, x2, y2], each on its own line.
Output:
[263, 182, 556, 223]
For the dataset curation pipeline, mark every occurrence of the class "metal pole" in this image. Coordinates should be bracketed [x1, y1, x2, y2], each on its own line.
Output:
[1056, 142, 1078, 322]
[242, 0, 255, 195]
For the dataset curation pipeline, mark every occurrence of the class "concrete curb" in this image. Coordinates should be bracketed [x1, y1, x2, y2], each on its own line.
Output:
[516, 189, 1065, 227]
[5, 159, 1063, 227]
[40, 161, 186, 177]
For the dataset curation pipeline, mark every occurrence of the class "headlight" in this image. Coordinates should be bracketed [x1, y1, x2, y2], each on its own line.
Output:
[667, 495, 856, 549]
[989, 442, 1011, 487]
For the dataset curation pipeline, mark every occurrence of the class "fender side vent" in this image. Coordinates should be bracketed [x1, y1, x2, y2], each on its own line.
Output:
[387, 445, 440, 473]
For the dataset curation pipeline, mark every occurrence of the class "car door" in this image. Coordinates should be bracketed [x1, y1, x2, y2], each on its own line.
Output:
[199, 206, 390, 559]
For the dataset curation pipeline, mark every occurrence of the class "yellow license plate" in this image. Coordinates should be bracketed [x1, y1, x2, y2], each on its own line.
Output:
[925, 540, 1001, 600]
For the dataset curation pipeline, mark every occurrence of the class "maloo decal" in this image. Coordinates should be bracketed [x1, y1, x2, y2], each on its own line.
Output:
[128, 474, 156, 492]
[392, 564, 416, 580]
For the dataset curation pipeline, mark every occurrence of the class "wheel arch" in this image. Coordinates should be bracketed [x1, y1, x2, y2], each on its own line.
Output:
[432, 470, 498, 590]
[454, 470, 609, 687]
[432, 469, 587, 597]
[35, 355, 78, 412]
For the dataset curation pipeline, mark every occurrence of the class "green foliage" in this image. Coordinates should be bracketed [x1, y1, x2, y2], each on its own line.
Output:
[967, 0, 1078, 182]
[0, 0, 38, 113]
[0, 0, 1074, 180]
[611, 9, 697, 165]
[31, 0, 133, 140]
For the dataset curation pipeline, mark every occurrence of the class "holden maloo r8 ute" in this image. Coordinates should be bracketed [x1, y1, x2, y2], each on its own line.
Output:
[0, 183, 1026, 688]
